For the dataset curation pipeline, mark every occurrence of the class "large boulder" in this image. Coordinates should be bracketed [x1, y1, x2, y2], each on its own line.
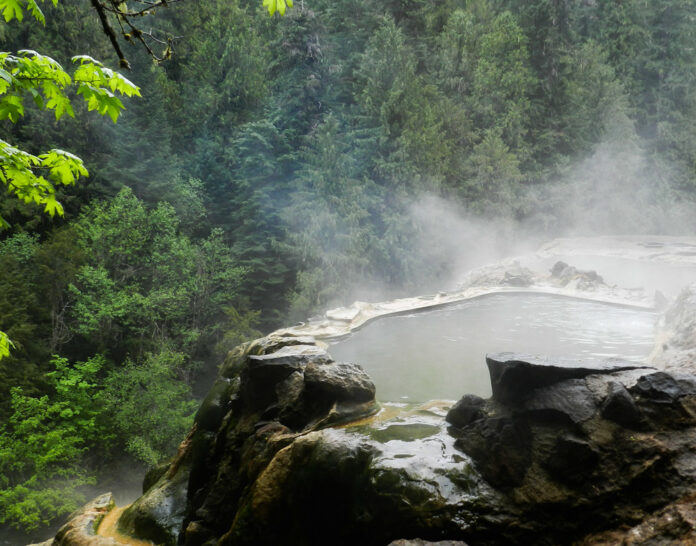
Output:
[447, 352, 696, 542]
[116, 334, 380, 546]
[29, 493, 118, 546]
[485, 352, 650, 404]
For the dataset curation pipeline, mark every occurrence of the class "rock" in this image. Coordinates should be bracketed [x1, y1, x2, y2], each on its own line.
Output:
[628, 371, 696, 429]
[543, 435, 599, 484]
[501, 265, 534, 287]
[44, 493, 119, 546]
[118, 458, 189, 546]
[220, 336, 319, 379]
[550, 260, 569, 277]
[578, 494, 696, 545]
[654, 289, 669, 310]
[522, 378, 596, 423]
[600, 381, 645, 428]
[445, 394, 485, 428]
[131, 336, 381, 546]
[303, 361, 376, 403]
[239, 345, 334, 417]
[118, 425, 199, 546]
[449, 352, 696, 542]
[194, 377, 235, 432]
[486, 352, 652, 404]
[388, 538, 467, 546]
[651, 285, 696, 373]
[631, 371, 689, 402]
[142, 458, 172, 493]
[550, 261, 604, 287]
[454, 416, 533, 488]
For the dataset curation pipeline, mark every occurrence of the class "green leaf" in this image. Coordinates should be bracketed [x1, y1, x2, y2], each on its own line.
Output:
[0, 68, 13, 84]
[0, 94, 24, 122]
[25, 0, 45, 24]
[0, 331, 14, 359]
[0, 0, 23, 22]
[262, 0, 293, 16]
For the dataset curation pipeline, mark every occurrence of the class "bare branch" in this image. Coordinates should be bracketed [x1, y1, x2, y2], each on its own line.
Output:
[89, 0, 131, 69]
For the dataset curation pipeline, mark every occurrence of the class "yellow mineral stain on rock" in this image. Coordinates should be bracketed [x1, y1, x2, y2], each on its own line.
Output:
[97, 505, 154, 546]
[338, 399, 453, 428]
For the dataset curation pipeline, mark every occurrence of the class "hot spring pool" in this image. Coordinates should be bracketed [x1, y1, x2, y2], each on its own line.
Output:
[328, 293, 658, 402]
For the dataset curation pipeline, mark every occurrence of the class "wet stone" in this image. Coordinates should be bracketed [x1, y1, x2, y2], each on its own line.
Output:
[522, 379, 597, 424]
[303, 361, 376, 403]
[631, 371, 688, 402]
[388, 538, 467, 546]
[543, 435, 600, 484]
[453, 416, 533, 488]
[446, 394, 486, 429]
[486, 352, 652, 405]
[601, 381, 644, 428]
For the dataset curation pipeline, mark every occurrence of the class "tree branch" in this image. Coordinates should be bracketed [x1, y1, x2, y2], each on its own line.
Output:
[89, 0, 131, 70]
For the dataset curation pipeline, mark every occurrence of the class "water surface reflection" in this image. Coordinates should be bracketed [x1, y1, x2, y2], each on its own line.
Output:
[329, 294, 657, 402]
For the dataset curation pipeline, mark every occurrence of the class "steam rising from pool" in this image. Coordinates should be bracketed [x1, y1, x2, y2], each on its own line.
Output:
[329, 294, 657, 403]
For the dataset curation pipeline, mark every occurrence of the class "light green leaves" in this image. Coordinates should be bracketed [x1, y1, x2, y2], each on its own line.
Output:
[0, 50, 141, 230]
[0, 0, 24, 22]
[0, 50, 71, 122]
[0, 332, 13, 359]
[72, 55, 140, 123]
[0, 0, 57, 24]
[41, 149, 88, 186]
[262, 0, 293, 16]
[0, 140, 88, 220]
[0, 51, 140, 125]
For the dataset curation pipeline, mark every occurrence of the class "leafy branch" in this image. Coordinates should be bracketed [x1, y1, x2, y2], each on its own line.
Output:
[0, 50, 140, 226]
[0, 2, 140, 360]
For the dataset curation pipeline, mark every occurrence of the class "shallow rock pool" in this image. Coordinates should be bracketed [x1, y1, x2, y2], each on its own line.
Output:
[328, 293, 657, 402]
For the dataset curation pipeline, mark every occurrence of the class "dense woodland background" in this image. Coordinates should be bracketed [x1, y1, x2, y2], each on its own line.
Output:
[2, 0, 696, 540]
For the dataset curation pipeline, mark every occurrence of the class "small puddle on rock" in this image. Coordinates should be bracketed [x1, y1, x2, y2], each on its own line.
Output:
[342, 401, 455, 443]
[369, 423, 441, 442]
[98, 505, 153, 545]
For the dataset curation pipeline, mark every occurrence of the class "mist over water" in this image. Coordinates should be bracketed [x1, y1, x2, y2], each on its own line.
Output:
[329, 294, 658, 403]
[386, 141, 696, 299]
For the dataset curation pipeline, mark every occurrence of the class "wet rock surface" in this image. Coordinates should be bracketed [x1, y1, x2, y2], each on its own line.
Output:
[550, 260, 604, 289]
[485, 352, 651, 404]
[447, 347, 696, 543]
[389, 538, 466, 546]
[578, 493, 696, 545]
[44, 241, 696, 546]
[144, 335, 380, 546]
[28, 493, 118, 546]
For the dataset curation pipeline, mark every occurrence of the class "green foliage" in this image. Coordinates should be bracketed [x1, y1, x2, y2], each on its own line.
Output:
[69, 187, 248, 372]
[0, 0, 57, 25]
[98, 350, 197, 466]
[0, 50, 140, 225]
[0, 2, 140, 362]
[0, 355, 102, 532]
[0, 233, 50, 417]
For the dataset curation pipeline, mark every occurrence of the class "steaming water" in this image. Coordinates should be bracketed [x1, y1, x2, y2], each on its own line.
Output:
[329, 294, 657, 403]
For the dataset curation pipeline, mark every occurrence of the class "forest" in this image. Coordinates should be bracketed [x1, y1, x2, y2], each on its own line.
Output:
[2, 0, 696, 541]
